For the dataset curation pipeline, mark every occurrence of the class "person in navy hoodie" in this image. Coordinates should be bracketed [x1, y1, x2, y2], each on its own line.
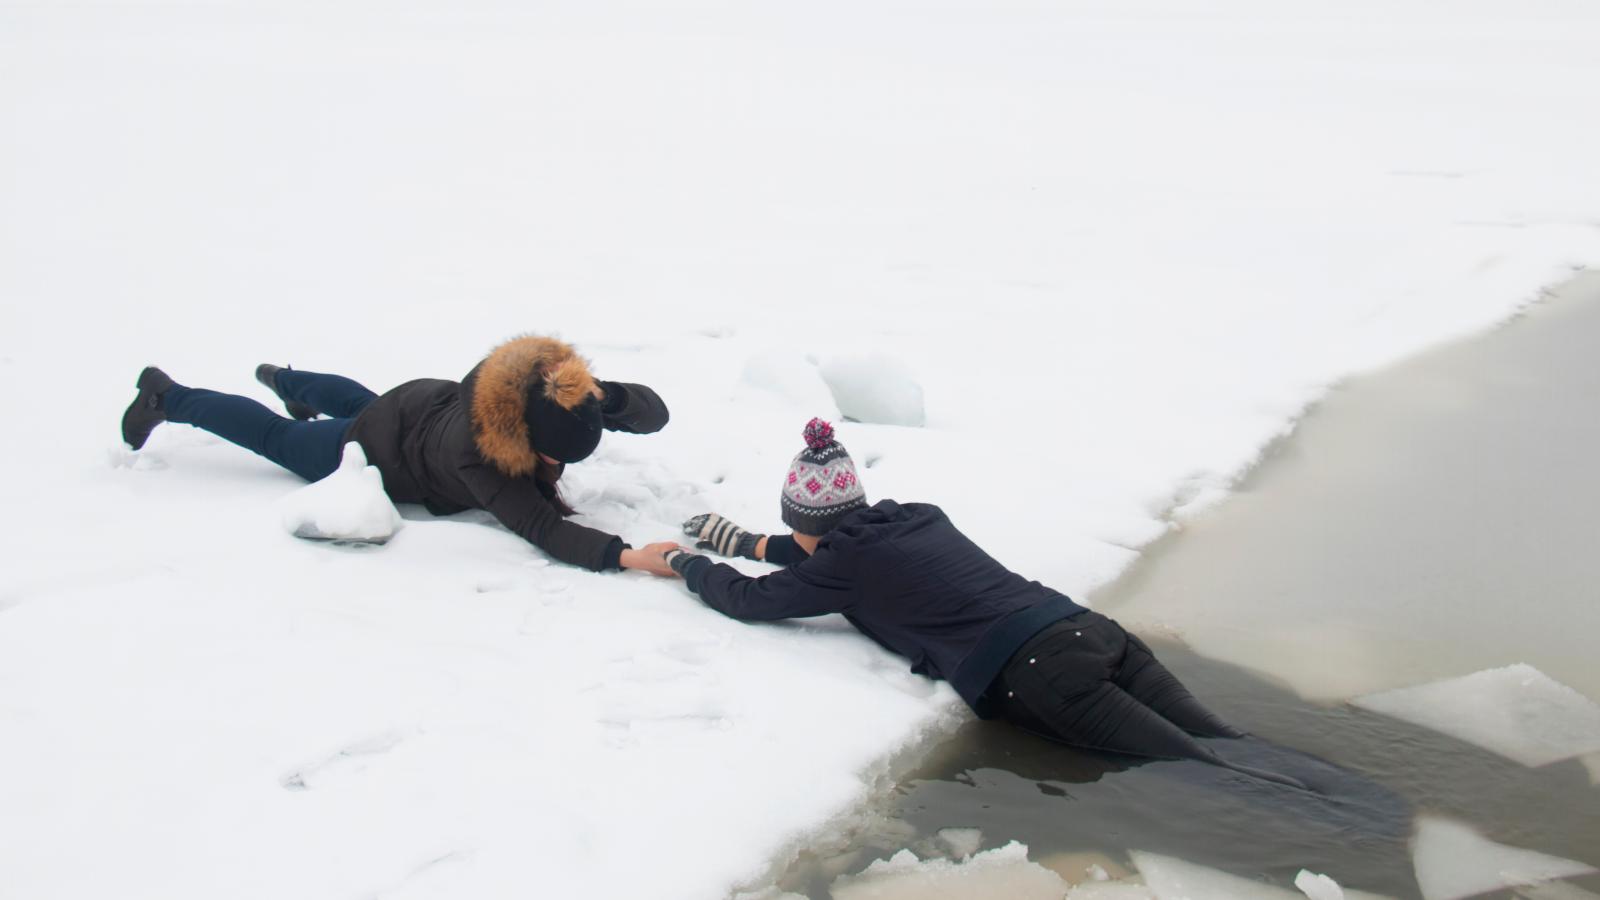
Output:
[663, 418, 1303, 787]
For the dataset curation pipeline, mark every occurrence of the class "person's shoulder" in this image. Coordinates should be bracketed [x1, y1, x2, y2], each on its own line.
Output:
[822, 499, 933, 549]
[864, 499, 948, 524]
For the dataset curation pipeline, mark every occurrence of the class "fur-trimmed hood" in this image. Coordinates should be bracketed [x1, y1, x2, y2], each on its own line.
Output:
[460, 335, 601, 477]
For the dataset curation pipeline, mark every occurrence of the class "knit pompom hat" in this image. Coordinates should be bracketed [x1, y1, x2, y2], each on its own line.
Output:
[780, 418, 868, 536]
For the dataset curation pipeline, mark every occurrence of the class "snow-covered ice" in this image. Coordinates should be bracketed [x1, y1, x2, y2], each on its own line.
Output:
[1410, 817, 1596, 900]
[4, 0, 1600, 896]
[829, 842, 1069, 900]
[818, 354, 926, 427]
[1352, 665, 1600, 767]
[278, 442, 403, 544]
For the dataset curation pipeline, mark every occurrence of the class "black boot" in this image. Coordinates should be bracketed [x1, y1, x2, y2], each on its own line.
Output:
[122, 366, 174, 450]
[255, 364, 318, 421]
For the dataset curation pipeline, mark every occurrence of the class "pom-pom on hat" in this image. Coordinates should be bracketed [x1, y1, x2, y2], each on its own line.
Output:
[780, 417, 868, 536]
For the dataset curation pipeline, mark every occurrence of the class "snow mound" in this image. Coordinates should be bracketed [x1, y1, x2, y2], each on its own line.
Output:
[1352, 664, 1600, 767]
[818, 354, 925, 427]
[278, 442, 402, 544]
[830, 842, 1068, 900]
[739, 351, 840, 417]
[1411, 817, 1596, 900]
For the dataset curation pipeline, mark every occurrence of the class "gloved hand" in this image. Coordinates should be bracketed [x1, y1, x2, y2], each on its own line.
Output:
[662, 547, 706, 577]
[682, 513, 764, 560]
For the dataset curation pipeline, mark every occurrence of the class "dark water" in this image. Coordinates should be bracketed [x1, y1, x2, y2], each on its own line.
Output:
[766, 276, 1600, 899]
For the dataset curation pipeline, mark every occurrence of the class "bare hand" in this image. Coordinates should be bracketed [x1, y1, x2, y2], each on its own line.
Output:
[621, 541, 689, 577]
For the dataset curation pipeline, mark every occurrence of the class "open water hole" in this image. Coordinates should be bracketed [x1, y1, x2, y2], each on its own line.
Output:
[764, 271, 1600, 898]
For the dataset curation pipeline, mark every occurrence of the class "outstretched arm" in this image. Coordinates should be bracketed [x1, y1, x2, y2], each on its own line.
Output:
[759, 534, 811, 566]
[459, 462, 625, 572]
[682, 513, 812, 567]
[664, 548, 852, 622]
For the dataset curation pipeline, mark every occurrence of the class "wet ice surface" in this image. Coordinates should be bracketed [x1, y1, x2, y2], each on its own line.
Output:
[1353, 666, 1600, 768]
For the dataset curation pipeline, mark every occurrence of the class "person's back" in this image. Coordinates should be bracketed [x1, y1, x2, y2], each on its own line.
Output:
[809, 500, 1086, 710]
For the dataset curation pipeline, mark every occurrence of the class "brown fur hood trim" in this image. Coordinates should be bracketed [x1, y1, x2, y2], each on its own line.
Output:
[462, 335, 600, 477]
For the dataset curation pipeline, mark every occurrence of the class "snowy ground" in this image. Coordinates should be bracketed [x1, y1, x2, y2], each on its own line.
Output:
[4, 1, 1600, 897]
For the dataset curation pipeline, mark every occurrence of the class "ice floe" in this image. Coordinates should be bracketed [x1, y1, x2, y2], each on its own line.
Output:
[1411, 816, 1595, 900]
[1131, 852, 1391, 900]
[1296, 869, 1346, 900]
[1352, 664, 1600, 767]
[828, 842, 1068, 899]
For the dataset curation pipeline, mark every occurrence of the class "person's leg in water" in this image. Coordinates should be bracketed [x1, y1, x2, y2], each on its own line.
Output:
[1114, 631, 1245, 739]
[996, 614, 1307, 789]
[124, 368, 357, 482]
[259, 367, 380, 420]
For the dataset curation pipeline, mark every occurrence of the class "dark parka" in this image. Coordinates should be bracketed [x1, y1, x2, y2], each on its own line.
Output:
[345, 336, 668, 571]
[677, 500, 1086, 714]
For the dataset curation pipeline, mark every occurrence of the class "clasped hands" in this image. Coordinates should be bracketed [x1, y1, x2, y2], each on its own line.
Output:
[625, 513, 765, 578]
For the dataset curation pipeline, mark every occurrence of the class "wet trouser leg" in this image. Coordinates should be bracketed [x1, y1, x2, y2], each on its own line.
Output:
[272, 369, 380, 419]
[995, 612, 1305, 789]
[164, 384, 354, 482]
[1115, 632, 1246, 739]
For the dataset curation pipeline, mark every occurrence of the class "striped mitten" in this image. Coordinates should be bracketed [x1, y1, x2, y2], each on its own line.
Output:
[662, 547, 705, 577]
[682, 513, 764, 560]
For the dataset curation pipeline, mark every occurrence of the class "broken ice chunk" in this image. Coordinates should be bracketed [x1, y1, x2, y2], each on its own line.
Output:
[1352, 665, 1600, 767]
[1131, 852, 1393, 900]
[1296, 869, 1346, 900]
[1411, 817, 1595, 900]
[830, 842, 1068, 900]
[936, 827, 982, 860]
[1132, 851, 1303, 900]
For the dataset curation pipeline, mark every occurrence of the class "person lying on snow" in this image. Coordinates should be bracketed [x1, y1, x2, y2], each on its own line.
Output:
[662, 418, 1304, 787]
[120, 335, 682, 575]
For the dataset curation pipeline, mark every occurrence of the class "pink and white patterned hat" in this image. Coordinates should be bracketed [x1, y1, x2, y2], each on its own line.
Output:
[780, 418, 868, 535]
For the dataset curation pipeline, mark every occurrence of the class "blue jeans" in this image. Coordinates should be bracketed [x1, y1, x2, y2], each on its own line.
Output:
[164, 370, 379, 482]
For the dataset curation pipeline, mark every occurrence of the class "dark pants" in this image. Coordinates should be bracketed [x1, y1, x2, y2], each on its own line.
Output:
[994, 611, 1245, 764]
[164, 370, 378, 482]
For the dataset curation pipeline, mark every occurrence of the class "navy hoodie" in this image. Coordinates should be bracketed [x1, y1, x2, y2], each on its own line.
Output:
[678, 499, 1086, 715]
